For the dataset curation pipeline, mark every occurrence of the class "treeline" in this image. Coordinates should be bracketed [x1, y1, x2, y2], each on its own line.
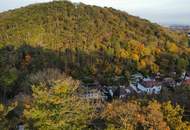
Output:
[0, 44, 190, 97]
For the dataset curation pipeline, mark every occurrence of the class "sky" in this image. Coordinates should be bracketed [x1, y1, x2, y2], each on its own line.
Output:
[0, 0, 190, 26]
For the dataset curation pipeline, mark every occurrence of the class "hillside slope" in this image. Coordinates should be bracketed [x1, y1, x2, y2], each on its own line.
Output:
[0, 1, 190, 85]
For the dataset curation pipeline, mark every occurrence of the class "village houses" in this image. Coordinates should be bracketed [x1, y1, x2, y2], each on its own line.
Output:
[82, 71, 190, 101]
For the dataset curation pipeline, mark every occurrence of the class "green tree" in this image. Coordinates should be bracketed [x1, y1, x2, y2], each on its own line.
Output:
[0, 68, 18, 102]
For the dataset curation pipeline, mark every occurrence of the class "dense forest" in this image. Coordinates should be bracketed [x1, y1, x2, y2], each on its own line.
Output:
[0, 1, 190, 129]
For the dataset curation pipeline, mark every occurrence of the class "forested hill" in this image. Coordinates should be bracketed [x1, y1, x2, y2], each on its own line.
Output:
[0, 0, 188, 48]
[1, 1, 190, 129]
[0, 1, 190, 85]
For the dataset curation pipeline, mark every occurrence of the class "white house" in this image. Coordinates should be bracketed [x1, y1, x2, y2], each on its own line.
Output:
[130, 75, 162, 95]
[130, 83, 161, 94]
[138, 83, 161, 94]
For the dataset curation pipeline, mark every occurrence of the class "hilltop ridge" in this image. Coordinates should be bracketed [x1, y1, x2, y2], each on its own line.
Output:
[0, 1, 188, 47]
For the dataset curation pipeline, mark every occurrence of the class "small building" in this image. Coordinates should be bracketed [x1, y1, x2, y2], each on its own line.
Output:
[82, 82, 116, 102]
[182, 76, 190, 86]
[83, 89, 106, 101]
[188, 32, 190, 38]
[81, 81, 107, 102]
[163, 77, 176, 87]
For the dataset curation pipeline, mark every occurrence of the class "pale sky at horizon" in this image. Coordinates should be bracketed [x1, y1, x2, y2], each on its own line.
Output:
[0, 0, 190, 26]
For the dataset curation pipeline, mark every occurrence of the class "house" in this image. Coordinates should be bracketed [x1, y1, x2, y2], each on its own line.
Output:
[188, 32, 190, 38]
[162, 71, 190, 87]
[163, 77, 176, 87]
[82, 81, 107, 101]
[182, 76, 190, 86]
[82, 81, 117, 102]
[130, 76, 162, 95]
[83, 89, 107, 101]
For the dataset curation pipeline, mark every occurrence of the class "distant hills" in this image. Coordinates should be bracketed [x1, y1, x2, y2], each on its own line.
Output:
[169, 25, 190, 33]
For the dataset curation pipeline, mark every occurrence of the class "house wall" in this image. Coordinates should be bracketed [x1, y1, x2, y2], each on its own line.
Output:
[183, 79, 190, 85]
[130, 83, 140, 93]
[136, 83, 161, 94]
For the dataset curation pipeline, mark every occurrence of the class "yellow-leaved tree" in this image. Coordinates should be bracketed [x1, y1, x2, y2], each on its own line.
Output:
[166, 43, 179, 54]
[101, 100, 190, 130]
[102, 100, 169, 130]
[24, 77, 95, 130]
[162, 101, 190, 130]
